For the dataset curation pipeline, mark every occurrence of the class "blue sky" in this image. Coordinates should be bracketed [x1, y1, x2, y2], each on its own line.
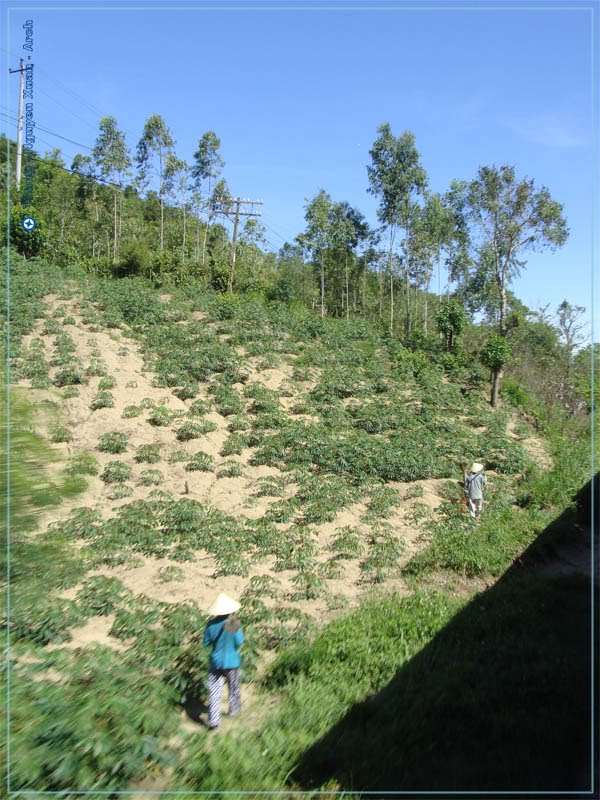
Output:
[2, 0, 598, 340]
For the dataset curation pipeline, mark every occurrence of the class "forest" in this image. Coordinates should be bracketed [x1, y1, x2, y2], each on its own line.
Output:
[1, 116, 597, 797]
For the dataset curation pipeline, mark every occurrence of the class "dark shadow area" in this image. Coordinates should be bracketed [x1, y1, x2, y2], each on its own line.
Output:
[182, 696, 209, 727]
[294, 475, 598, 798]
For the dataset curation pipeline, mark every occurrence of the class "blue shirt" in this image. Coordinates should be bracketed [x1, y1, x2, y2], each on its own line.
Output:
[203, 616, 244, 670]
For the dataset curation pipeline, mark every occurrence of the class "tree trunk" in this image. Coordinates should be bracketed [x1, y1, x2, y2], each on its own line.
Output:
[160, 196, 164, 251]
[182, 204, 187, 266]
[201, 214, 212, 267]
[320, 255, 325, 318]
[388, 228, 394, 334]
[113, 189, 118, 264]
[490, 367, 503, 407]
[499, 276, 507, 336]
[345, 252, 350, 321]
[118, 192, 123, 253]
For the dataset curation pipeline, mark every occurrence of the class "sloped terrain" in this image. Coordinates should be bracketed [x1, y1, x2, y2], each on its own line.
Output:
[8, 271, 576, 796]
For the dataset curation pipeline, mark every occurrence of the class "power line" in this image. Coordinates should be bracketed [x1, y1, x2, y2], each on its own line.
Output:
[34, 85, 101, 133]
[0, 109, 94, 152]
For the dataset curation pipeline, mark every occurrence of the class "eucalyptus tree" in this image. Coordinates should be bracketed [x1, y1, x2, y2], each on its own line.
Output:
[136, 115, 174, 251]
[164, 153, 191, 266]
[72, 153, 101, 258]
[328, 201, 370, 319]
[297, 190, 333, 317]
[93, 116, 131, 263]
[445, 164, 568, 405]
[192, 131, 224, 266]
[367, 124, 427, 335]
[446, 165, 568, 336]
[408, 192, 454, 333]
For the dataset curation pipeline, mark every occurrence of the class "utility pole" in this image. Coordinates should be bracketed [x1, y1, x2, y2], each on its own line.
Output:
[9, 60, 26, 190]
[219, 197, 263, 293]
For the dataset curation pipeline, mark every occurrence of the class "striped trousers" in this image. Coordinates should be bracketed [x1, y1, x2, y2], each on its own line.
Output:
[207, 668, 241, 728]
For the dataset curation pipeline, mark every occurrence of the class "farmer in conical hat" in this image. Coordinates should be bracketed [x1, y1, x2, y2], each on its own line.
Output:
[464, 462, 486, 519]
[204, 592, 244, 730]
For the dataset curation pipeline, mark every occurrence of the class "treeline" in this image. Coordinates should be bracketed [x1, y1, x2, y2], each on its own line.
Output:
[1, 116, 595, 421]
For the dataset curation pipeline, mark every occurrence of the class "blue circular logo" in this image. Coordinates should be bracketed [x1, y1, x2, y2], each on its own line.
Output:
[21, 216, 37, 231]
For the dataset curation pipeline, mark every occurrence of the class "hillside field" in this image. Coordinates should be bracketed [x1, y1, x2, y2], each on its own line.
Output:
[2, 254, 595, 797]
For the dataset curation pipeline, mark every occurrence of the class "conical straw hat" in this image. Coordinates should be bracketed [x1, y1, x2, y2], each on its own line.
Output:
[469, 462, 484, 474]
[207, 592, 240, 616]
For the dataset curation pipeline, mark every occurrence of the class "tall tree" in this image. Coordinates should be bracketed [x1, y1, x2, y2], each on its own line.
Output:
[136, 115, 174, 251]
[408, 192, 454, 333]
[446, 165, 568, 406]
[192, 131, 224, 266]
[93, 116, 131, 263]
[447, 165, 568, 336]
[164, 153, 191, 266]
[297, 190, 334, 317]
[329, 201, 370, 319]
[367, 124, 427, 335]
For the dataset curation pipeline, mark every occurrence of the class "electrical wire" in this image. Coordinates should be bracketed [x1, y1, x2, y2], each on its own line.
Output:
[0, 108, 94, 152]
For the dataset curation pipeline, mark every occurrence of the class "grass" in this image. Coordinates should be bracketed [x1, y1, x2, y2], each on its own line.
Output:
[171, 572, 592, 794]
[4, 257, 593, 796]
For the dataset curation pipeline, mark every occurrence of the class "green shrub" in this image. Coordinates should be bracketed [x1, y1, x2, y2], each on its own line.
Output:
[176, 421, 211, 441]
[185, 453, 214, 472]
[62, 386, 80, 399]
[329, 526, 365, 560]
[90, 391, 115, 410]
[75, 576, 132, 616]
[188, 398, 211, 416]
[98, 432, 129, 454]
[50, 426, 73, 443]
[122, 404, 142, 418]
[139, 469, 164, 486]
[217, 461, 244, 478]
[157, 565, 185, 583]
[101, 461, 132, 484]
[148, 405, 173, 426]
[108, 484, 134, 500]
[98, 375, 117, 390]
[53, 365, 85, 387]
[168, 449, 188, 463]
[86, 358, 109, 377]
[9, 591, 85, 645]
[67, 453, 99, 476]
[8, 647, 178, 793]
[221, 432, 248, 456]
[173, 383, 199, 400]
[135, 444, 161, 463]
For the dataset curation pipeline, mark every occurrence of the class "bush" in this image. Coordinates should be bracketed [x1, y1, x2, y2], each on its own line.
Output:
[50, 426, 73, 443]
[53, 365, 85, 387]
[135, 444, 161, 463]
[122, 404, 142, 418]
[148, 406, 173, 426]
[139, 469, 164, 486]
[217, 461, 243, 478]
[185, 453, 214, 472]
[98, 375, 117, 390]
[176, 421, 210, 441]
[98, 432, 129, 454]
[67, 453, 99, 476]
[90, 391, 115, 410]
[101, 461, 132, 484]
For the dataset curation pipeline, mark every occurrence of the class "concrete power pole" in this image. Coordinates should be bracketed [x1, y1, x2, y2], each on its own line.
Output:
[223, 198, 263, 293]
[8, 60, 26, 190]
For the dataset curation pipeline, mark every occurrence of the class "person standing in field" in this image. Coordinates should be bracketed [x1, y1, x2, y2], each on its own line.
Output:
[204, 592, 244, 730]
[464, 462, 486, 519]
